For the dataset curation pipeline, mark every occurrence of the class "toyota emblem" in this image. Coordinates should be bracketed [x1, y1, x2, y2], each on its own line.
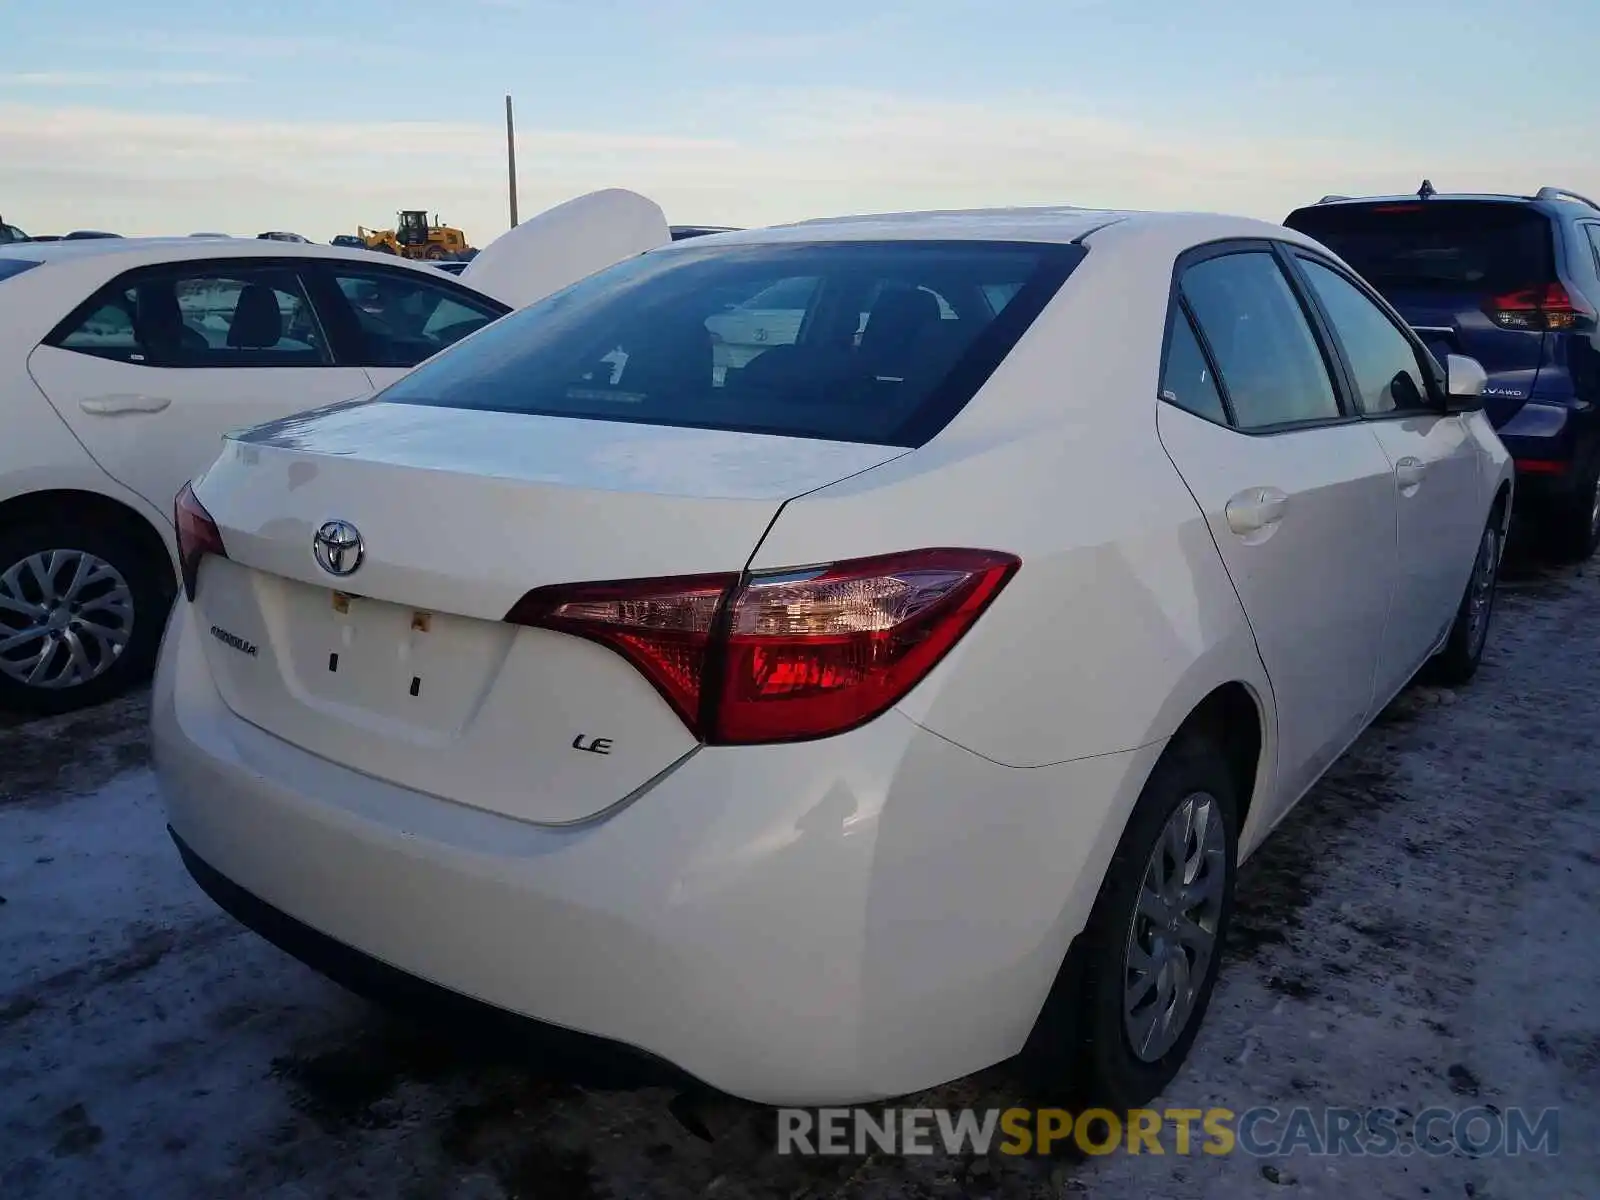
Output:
[313, 520, 364, 577]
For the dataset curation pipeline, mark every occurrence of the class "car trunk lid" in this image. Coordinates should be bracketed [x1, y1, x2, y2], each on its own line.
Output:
[460, 188, 671, 310]
[190, 400, 905, 824]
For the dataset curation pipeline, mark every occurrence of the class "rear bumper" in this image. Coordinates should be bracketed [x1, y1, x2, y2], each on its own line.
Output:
[152, 599, 1161, 1105]
[1499, 401, 1596, 504]
[169, 827, 688, 1090]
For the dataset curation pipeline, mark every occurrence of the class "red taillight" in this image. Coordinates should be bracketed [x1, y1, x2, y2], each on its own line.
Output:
[174, 482, 227, 601]
[505, 548, 1020, 745]
[1486, 282, 1588, 332]
[714, 549, 1019, 743]
[505, 572, 735, 731]
[1514, 458, 1568, 475]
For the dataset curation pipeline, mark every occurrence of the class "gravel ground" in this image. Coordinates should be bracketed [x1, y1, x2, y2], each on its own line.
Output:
[2, 550, 1598, 1199]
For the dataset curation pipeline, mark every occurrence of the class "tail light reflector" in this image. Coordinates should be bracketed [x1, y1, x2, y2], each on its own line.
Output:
[174, 482, 228, 601]
[506, 548, 1020, 745]
[1514, 459, 1568, 475]
[1486, 282, 1590, 332]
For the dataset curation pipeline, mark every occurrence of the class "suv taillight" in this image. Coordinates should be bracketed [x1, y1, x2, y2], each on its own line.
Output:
[505, 548, 1020, 744]
[174, 483, 228, 601]
[1486, 282, 1590, 332]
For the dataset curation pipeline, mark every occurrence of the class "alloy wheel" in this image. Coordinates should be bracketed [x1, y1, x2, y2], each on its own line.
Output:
[0, 549, 135, 690]
[1123, 791, 1227, 1063]
[1465, 524, 1499, 659]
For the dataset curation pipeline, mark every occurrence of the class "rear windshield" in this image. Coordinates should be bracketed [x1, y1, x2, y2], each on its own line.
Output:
[1284, 202, 1554, 293]
[378, 239, 1082, 447]
[0, 258, 42, 284]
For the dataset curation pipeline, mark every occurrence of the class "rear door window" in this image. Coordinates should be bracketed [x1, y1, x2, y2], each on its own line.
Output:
[1159, 311, 1228, 425]
[57, 287, 140, 354]
[1284, 202, 1555, 296]
[48, 265, 331, 366]
[376, 240, 1083, 447]
[1180, 251, 1343, 430]
[1584, 225, 1600, 275]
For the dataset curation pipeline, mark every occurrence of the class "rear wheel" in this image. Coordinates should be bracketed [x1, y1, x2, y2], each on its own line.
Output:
[1424, 508, 1503, 686]
[0, 519, 173, 715]
[1021, 734, 1238, 1110]
[1545, 456, 1600, 562]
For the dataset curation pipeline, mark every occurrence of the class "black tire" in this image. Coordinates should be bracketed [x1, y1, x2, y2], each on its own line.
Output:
[1423, 505, 1504, 687]
[1544, 455, 1600, 563]
[1020, 733, 1239, 1110]
[0, 517, 174, 716]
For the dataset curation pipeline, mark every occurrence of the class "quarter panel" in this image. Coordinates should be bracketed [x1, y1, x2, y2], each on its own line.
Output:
[752, 422, 1269, 770]
[749, 231, 1273, 770]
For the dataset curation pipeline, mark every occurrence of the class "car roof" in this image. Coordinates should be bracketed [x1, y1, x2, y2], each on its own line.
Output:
[0, 235, 463, 277]
[1290, 192, 1599, 216]
[687, 207, 1300, 248]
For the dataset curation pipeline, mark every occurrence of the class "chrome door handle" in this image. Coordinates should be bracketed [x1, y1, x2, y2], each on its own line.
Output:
[79, 394, 172, 415]
[1225, 487, 1289, 535]
[1395, 456, 1426, 491]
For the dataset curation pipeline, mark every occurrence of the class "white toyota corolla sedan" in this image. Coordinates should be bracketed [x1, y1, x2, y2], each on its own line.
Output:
[0, 189, 673, 714]
[153, 207, 1513, 1108]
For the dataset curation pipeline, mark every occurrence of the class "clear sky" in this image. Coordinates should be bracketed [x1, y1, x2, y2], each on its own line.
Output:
[4, 0, 1597, 243]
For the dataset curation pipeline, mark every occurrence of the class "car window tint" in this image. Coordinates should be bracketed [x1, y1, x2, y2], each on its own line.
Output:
[703, 275, 818, 384]
[1284, 201, 1554, 295]
[173, 273, 327, 362]
[330, 269, 504, 367]
[0, 259, 43, 285]
[377, 240, 1083, 448]
[1160, 311, 1227, 424]
[1181, 252, 1341, 429]
[56, 286, 140, 354]
[1586, 225, 1600, 274]
[52, 267, 329, 366]
[1299, 258, 1429, 414]
[982, 282, 1024, 314]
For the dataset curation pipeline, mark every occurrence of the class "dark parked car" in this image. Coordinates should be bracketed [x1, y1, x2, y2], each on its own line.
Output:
[1286, 183, 1600, 559]
[0, 222, 27, 245]
[669, 225, 739, 241]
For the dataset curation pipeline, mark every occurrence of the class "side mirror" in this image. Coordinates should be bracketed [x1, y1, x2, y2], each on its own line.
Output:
[1443, 353, 1488, 413]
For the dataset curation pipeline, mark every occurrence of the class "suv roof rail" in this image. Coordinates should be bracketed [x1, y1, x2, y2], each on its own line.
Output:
[1315, 195, 1351, 204]
[1535, 186, 1600, 211]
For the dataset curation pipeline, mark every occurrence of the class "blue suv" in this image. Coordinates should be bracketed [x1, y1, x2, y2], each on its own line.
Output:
[1285, 184, 1600, 560]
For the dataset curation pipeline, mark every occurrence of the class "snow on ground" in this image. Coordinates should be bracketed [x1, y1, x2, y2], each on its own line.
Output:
[2, 553, 1599, 1198]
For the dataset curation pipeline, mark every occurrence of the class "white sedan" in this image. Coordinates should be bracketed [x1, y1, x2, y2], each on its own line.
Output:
[153, 207, 1512, 1108]
[0, 189, 672, 714]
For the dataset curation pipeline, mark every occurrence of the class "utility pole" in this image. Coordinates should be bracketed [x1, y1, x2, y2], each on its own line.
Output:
[505, 94, 519, 229]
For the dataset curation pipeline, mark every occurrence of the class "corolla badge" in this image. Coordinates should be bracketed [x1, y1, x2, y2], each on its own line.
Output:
[313, 520, 364, 577]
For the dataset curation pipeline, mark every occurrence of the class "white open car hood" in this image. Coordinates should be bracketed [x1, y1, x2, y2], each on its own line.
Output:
[460, 188, 671, 310]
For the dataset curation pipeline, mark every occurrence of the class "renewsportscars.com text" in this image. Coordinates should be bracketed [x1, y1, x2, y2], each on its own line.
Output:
[776, 1105, 1560, 1159]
